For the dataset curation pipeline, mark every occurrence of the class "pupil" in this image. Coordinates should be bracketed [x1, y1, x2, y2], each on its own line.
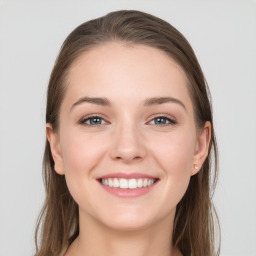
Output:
[91, 118, 101, 125]
[155, 117, 166, 124]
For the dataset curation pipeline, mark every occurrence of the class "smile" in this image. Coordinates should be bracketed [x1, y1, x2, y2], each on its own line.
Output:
[101, 178, 157, 189]
[97, 173, 160, 198]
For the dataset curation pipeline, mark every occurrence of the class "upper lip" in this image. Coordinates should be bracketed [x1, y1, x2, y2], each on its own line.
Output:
[97, 172, 159, 180]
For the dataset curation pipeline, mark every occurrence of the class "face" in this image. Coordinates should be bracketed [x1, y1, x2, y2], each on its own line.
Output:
[47, 42, 210, 231]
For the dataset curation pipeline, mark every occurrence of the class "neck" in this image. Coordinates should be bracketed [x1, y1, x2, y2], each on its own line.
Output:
[66, 209, 181, 256]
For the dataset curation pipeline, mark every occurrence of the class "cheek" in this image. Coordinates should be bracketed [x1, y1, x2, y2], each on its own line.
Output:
[148, 130, 196, 201]
[151, 130, 196, 173]
[60, 130, 105, 174]
[59, 130, 108, 207]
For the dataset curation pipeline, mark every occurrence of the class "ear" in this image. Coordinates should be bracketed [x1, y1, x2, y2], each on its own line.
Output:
[46, 123, 65, 175]
[191, 121, 211, 176]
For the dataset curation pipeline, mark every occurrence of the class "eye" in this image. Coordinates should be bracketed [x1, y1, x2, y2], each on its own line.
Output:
[80, 115, 107, 126]
[148, 116, 176, 126]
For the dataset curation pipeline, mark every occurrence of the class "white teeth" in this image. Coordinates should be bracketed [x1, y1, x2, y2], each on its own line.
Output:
[101, 178, 157, 189]
[128, 179, 137, 189]
[137, 178, 143, 188]
[113, 178, 119, 187]
[120, 178, 128, 188]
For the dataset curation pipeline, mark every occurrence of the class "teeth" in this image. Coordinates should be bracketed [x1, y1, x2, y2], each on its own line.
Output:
[113, 178, 119, 187]
[101, 178, 156, 189]
[128, 179, 137, 189]
[137, 178, 143, 188]
[120, 178, 128, 188]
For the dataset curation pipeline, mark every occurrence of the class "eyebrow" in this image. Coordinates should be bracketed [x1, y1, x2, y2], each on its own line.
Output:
[70, 97, 111, 112]
[70, 96, 186, 111]
[144, 97, 186, 110]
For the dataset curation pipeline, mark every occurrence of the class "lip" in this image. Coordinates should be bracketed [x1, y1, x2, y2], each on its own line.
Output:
[97, 172, 159, 179]
[96, 172, 160, 198]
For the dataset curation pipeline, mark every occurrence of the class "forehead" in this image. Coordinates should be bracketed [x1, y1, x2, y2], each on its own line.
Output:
[64, 42, 193, 111]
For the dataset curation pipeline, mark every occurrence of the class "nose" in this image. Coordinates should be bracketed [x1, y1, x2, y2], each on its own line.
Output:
[109, 121, 147, 163]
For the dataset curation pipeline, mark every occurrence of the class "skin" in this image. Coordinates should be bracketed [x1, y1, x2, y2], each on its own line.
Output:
[47, 42, 211, 256]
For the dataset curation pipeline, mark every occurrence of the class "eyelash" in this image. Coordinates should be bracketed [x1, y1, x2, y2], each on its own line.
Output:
[148, 116, 176, 126]
[80, 115, 108, 126]
[79, 115, 176, 127]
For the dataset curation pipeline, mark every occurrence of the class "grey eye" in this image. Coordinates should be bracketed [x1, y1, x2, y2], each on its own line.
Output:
[82, 116, 106, 126]
[149, 116, 176, 125]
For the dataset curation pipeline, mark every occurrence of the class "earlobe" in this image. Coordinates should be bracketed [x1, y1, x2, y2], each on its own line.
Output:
[191, 121, 211, 176]
[46, 123, 65, 175]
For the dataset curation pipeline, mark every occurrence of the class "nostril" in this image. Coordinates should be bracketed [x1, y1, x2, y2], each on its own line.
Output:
[114, 155, 142, 161]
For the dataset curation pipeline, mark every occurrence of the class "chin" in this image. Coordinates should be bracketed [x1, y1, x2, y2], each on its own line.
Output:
[104, 218, 152, 231]
[97, 208, 158, 231]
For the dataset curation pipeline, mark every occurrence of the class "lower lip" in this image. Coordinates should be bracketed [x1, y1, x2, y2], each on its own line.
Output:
[98, 180, 159, 198]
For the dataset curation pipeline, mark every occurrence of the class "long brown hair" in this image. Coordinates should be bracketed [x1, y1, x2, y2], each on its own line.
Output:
[35, 10, 220, 256]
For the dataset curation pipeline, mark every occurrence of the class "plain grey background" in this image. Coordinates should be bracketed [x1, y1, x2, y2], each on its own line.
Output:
[0, 1, 255, 256]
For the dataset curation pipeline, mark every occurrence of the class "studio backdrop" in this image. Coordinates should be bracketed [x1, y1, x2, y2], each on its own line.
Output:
[0, 1, 255, 256]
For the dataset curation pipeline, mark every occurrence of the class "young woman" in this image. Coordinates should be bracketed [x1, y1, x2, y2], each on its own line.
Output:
[35, 10, 220, 256]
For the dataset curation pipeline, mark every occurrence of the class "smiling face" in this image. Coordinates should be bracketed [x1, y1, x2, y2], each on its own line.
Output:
[47, 42, 210, 231]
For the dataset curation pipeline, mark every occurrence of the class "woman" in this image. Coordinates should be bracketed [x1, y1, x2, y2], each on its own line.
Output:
[35, 10, 220, 256]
